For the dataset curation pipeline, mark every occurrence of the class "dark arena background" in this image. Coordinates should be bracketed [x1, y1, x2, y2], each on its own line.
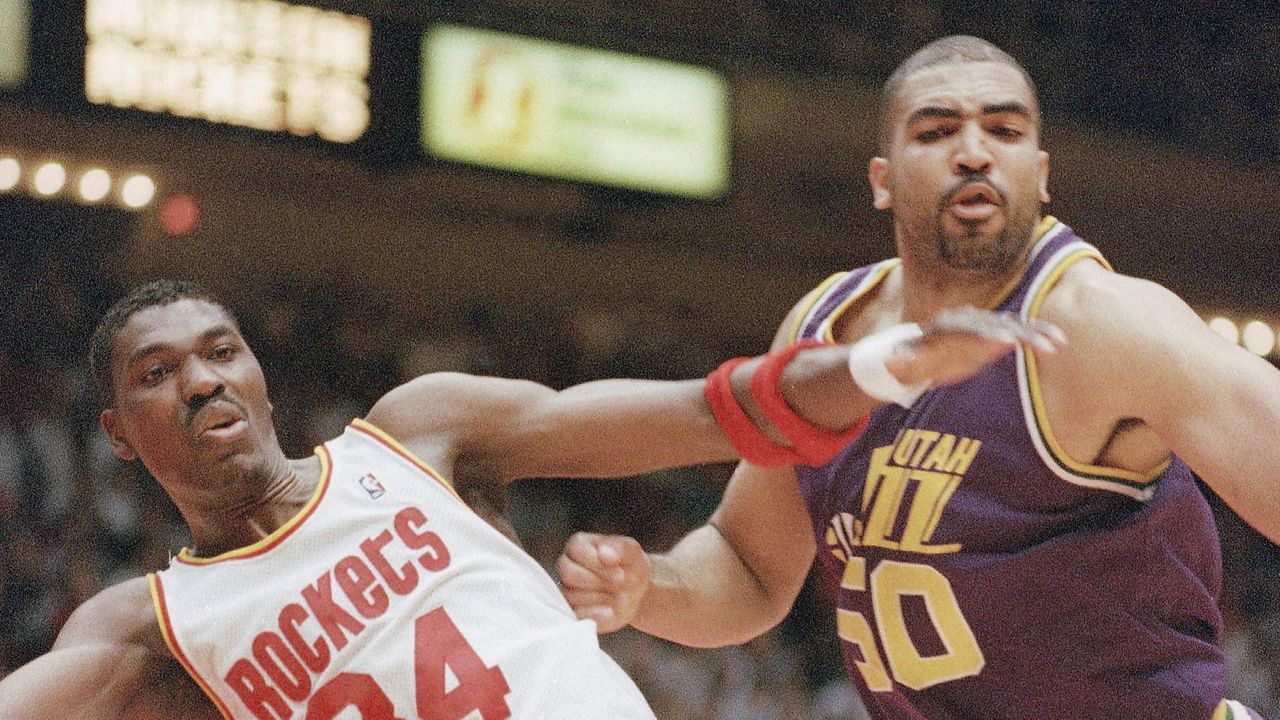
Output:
[2, 1, 1279, 717]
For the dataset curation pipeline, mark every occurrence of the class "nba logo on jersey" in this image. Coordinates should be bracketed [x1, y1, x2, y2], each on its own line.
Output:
[358, 472, 385, 499]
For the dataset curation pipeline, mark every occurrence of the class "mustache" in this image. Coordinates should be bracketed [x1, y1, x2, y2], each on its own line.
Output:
[185, 390, 247, 430]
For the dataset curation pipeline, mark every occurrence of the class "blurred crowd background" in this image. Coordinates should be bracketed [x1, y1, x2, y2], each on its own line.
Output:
[3, 0, 1280, 717]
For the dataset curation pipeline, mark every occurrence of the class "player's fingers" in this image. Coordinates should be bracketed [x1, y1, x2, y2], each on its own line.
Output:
[925, 307, 1064, 355]
[556, 554, 610, 591]
[572, 604, 624, 633]
[598, 536, 646, 571]
[561, 587, 621, 608]
[562, 532, 614, 570]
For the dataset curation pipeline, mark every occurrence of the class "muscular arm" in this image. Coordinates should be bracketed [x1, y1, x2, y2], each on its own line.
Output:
[368, 373, 741, 481]
[1038, 264, 1280, 543]
[0, 578, 217, 720]
[579, 297, 838, 646]
[558, 297, 1063, 644]
[367, 306, 1054, 485]
[625, 462, 817, 646]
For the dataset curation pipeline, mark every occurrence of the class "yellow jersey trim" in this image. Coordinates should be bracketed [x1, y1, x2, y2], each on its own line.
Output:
[1023, 247, 1170, 487]
[786, 271, 850, 343]
[789, 260, 899, 344]
[175, 447, 332, 566]
[981, 215, 1064, 311]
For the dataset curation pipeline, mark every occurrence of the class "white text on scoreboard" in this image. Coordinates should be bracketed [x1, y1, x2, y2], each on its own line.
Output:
[85, 0, 371, 143]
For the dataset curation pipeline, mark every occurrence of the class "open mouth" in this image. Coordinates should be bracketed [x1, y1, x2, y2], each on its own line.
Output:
[947, 183, 1002, 222]
[192, 403, 247, 438]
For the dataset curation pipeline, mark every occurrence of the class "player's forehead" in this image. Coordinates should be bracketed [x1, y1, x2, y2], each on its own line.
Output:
[112, 299, 240, 367]
[890, 61, 1037, 125]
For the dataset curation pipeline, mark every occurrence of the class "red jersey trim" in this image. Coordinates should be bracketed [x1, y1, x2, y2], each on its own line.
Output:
[174, 449, 333, 566]
[148, 573, 234, 719]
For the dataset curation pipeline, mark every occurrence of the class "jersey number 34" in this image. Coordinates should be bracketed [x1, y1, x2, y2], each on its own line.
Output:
[306, 607, 512, 720]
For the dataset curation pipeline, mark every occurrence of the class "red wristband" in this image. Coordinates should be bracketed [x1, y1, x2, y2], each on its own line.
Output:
[705, 357, 808, 466]
[749, 340, 869, 466]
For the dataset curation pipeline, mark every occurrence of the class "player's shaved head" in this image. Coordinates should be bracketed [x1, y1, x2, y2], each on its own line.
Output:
[879, 35, 1040, 152]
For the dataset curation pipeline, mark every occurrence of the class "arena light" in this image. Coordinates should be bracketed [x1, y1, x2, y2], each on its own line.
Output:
[121, 174, 156, 208]
[158, 193, 199, 236]
[78, 168, 111, 202]
[33, 162, 66, 196]
[0, 157, 19, 191]
[1241, 321, 1276, 357]
[1207, 317, 1239, 345]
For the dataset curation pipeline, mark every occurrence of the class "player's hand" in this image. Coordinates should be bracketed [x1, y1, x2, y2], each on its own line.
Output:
[890, 306, 1066, 387]
[556, 532, 651, 634]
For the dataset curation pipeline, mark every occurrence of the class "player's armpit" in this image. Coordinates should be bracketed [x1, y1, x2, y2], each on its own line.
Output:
[1040, 266, 1280, 543]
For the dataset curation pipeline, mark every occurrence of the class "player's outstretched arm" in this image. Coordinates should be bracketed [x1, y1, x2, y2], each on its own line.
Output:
[554, 305, 1063, 646]
[0, 578, 218, 719]
[368, 306, 1063, 484]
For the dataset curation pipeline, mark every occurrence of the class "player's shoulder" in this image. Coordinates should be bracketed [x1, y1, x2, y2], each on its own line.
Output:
[1041, 259, 1190, 330]
[365, 371, 552, 455]
[54, 575, 159, 649]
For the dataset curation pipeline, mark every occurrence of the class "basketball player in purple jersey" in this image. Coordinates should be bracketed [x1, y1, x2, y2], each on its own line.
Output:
[559, 36, 1279, 719]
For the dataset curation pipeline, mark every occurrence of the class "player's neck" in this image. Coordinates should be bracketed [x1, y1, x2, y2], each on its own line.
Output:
[181, 454, 323, 558]
[892, 261, 1020, 322]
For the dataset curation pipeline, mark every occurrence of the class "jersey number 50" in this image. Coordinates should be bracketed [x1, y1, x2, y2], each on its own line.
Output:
[307, 607, 512, 720]
[837, 558, 985, 692]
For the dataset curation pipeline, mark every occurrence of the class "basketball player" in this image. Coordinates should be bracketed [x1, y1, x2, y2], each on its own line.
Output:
[0, 279, 1058, 718]
[558, 36, 1279, 719]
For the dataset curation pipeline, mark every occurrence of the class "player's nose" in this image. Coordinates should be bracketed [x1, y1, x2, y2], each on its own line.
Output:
[952, 125, 993, 175]
[180, 358, 225, 406]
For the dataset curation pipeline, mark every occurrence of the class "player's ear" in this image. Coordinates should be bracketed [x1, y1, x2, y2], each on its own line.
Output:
[1037, 150, 1050, 203]
[100, 409, 138, 461]
[869, 157, 893, 210]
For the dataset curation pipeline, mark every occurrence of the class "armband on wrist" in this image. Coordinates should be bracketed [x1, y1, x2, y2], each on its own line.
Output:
[749, 341, 868, 466]
[846, 323, 931, 408]
[705, 357, 808, 467]
[705, 341, 869, 468]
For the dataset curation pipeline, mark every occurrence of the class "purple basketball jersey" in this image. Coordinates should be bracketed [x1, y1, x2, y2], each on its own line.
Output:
[793, 218, 1233, 719]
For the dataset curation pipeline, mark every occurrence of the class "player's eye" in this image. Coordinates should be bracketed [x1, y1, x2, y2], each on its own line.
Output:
[916, 127, 950, 142]
[140, 364, 171, 385]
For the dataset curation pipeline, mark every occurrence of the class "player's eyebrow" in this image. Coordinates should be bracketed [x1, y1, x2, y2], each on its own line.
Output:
[905, 102, 1034, 127]
[904, 106, 961, 126]
[982, 102, 1034, 119]
[126, 325, 238, 367]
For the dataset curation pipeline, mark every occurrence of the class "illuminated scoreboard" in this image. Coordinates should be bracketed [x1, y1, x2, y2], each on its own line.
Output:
[84, 0, 371, 143]
[421, 24, 731, 200]
[0, 0, 28, 90]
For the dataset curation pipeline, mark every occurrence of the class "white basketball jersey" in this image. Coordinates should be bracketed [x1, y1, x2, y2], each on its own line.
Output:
[149, 419, 655, 720]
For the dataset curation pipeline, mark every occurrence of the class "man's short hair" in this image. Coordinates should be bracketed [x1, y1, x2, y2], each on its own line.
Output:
[879, 35, 1040, 152]
[89, 279, 236, 408]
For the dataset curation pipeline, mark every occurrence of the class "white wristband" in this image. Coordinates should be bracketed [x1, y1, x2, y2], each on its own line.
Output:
[847, 323, 931, 408]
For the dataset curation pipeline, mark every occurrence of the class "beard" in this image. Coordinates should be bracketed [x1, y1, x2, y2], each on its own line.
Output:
[935, 207, 1038, 271]
[898, 176, 1041, 272]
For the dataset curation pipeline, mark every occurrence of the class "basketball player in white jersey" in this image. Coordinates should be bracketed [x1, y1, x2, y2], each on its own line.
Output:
[0, 279, 1059, 718]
